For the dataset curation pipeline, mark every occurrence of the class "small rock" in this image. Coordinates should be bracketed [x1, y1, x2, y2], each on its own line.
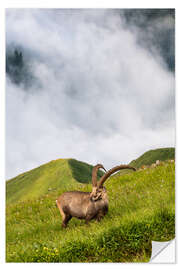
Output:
[156, 160, 160, 165]
[151, 163, 156, 168]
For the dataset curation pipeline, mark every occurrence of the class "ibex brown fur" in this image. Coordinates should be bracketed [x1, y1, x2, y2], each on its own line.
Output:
[56, 164, 136, 228]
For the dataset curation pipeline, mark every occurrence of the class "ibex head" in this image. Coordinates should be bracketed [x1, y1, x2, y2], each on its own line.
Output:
[90, 186, 107, 201]
[90, 164, 107, 201]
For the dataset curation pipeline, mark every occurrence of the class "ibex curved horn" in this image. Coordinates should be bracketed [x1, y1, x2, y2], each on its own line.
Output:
[92, 164, 106, 187]
[97, 165, 136, 188]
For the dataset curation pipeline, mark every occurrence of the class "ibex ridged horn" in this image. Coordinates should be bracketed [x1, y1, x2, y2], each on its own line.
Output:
[97, 165, 136, 188]
[92, 164, 106, 187]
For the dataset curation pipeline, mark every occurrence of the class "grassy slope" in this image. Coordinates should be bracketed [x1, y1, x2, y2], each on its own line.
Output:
[130, 147, 175, 168]
[6, 159, 73, 204]
[6, 160, 175, 262]
[6, 159, 104, 204]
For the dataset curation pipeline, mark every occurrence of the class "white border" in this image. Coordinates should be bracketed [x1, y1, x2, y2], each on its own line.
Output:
[0, 5, 5, 265]
[1, 0, 179, 269]
[1, 0, 179, 8]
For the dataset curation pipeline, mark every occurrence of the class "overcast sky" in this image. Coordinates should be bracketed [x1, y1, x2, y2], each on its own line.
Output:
[6, 9, 175, 179]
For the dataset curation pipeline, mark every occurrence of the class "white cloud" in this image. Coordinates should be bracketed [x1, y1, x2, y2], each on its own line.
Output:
[6, 9, 175, 179]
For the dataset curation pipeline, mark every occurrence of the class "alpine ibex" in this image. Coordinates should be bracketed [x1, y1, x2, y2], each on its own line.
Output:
[56, 164, 136, 228]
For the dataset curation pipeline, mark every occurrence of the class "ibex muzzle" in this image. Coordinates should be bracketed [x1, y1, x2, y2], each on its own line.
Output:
[56, 164, 136, 228]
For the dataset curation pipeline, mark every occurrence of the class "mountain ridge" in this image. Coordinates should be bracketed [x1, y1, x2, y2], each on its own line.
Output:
[6, 158, 104, 204]
[129, 147, 175, 168]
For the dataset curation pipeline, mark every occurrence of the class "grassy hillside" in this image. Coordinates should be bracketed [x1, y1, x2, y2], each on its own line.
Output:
[6, 158, 104, 204]
[130, 147, 175, 168]
[6, 159, 175, 262]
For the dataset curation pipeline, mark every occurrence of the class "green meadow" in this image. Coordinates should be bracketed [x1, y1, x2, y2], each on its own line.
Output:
[6, 148, 175, 262]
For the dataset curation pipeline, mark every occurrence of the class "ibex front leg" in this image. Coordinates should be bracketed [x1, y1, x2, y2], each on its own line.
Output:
[96, 205, 108, 222]
[85, 212, 96, 225]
